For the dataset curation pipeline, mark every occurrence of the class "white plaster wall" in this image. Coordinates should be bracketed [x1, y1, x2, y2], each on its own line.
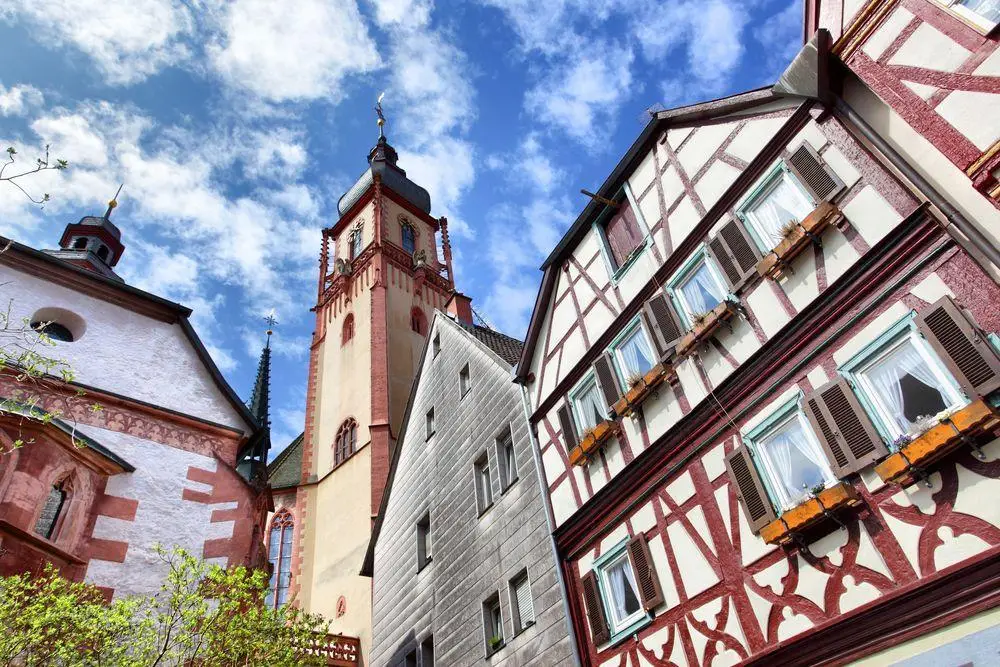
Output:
[0, 265, 246, 429]
[80, 425, 235, 597]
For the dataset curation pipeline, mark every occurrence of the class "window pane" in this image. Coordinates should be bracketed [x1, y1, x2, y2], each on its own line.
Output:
[34, 485, 66, 539]
[616, 326, 655, 380]
[860, 338, 959, 437]
[505, 442, 517, 483]
[573, 379, 604, 432]
[758, 416, 832, 507]
[746, 172, 814, 250]
[958, 0, 1000, 22]
[605, 205, 643, 268]
[678, 260, 726, 320]
[606, 555, 641, 626]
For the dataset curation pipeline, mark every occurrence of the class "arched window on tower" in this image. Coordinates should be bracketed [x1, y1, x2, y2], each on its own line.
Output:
[411, 308, 427, 335]
[335, 419, 358, 466]
[350, 224, 364, 260]
[73, 237, 88, 250]
[34, 479, 69, 541]
[96, 245, 110, 262]
[266, 510, 294, 608]
[401, 222, 416, 254]
[342, 314, 354, 346]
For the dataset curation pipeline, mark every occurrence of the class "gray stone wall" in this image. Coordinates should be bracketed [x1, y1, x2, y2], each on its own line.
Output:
[371, 314, 574, 667]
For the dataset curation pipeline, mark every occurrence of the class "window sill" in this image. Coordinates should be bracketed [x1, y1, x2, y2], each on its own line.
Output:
[478, 502, 494, 518]
[613, 362, 678, 419]
[874, 399, 999, 486]
[759, 481, 863, 546]
[756, 202, 842, 280]
[500, 478, 518, 495]
[417, 557, 432, 573]
[606, 613, 653, 648]
[675, 299, 742, 358]
[610, 236, 652, 286]
[511, 620, 535, 640]
[485, 640, 506, 658]
[425, 431, 435, 442]
[568, 419, 618, 467]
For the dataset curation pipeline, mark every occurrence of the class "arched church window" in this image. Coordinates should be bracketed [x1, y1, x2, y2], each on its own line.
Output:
[34, 480, 69, 540]
[73, 237, 88, 250]
[342, 314, 354, 346]
[96, 245, 110, 261]
[266, 509, 294, 608]
[401, 223, 416, 255]
[411, 308, 427, 335]
[350, 224, 364, 260]
[335, 419, 358, 466]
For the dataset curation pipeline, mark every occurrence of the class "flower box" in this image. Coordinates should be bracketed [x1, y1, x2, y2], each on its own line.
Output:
[568, 419, 617, 467]
[759, 482, 863, 546]
[675, 300, 741, 357]
[874, 400, 1000, 486]
[612, 363, 678, 418]
[756, 202, 843, 280]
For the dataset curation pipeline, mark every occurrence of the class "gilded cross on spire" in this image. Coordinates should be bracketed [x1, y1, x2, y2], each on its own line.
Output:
[375, 91, 386, 139]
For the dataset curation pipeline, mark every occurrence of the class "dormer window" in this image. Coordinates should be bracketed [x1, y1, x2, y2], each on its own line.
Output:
[402, 222, 416, 254]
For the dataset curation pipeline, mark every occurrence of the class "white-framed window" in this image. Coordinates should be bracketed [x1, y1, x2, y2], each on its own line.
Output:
[510, 570, 535, 632]
[596, 547, 645, 635]
[483, 592, 504, 654]
[350, 224, 364, 259]
[497, 426, 517, 490]
[746, 400, 837, 511]
[569, 373, 606, 433]
[737, 163, 815, 253]
[939, 0, 1000, 31]
[844, 324, 966, 444]
[666, 248, 730, 329]
[475, 453, 493, 515]
[610, 318, 657, 388]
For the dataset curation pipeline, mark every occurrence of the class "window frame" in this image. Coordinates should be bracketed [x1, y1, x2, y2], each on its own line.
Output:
[349, 224, 364, 259]
[592, 539, 652, 644]
[569, 371, 605, 435]
[665, 245, 732, 330]
[509, 569, 535, 634]
[744, 394, 837, 512]
[839, 312, 968, 447]
[608, 316, 658, 391]
[482, 592, 505, 655]
[416, 512, 432, 572]
[593, 183, 652, 284]
[401, 221, 417, 255]
[735, 160, 816, 254]
[432, 333, 441, 358]
[459, 363, 471, 399]
[474, 452, 494, 516]
[266, 509, 294, 609]
[425, 407, 435, 440]
[497, 426, 518, 491]
[935, 0, 1000, 33]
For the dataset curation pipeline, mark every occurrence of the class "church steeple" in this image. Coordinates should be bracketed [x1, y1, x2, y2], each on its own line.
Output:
[237, 315, 274, 482]
[46, 185, 127, 281]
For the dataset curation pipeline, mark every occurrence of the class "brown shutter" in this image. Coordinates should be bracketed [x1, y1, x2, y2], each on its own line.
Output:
[707, 220, 760, 293]
[626, 535, 664, 611]
[804, 378, 888, 477]
[557, 404, 578, 452]
[643, 292, 682, 358]
[593, 353, 621, 414]
[916, 296, 1000, 398]
[725, 445, 776, 534]
[707, 236, 739, 290]
[786, 143, 845, 203]
[581, 571, 610, 646]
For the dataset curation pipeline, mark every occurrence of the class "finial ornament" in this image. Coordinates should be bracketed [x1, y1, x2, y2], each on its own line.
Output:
[264, 311, 278, 344]
[104, 183, 124, 219]
[375, 91, 386, 139]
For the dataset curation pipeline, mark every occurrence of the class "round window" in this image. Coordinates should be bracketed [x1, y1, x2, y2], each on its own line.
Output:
[29, 307, 86, 343]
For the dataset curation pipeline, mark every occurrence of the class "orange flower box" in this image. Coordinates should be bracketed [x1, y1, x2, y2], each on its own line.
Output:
[760, 482, 863, 546]
[675, 300, 741, 357]
[874, 400, 1000, 486]
[612, 363, 677, 418]
[568, 419, 617, 467]
[756, 202, 843, 280]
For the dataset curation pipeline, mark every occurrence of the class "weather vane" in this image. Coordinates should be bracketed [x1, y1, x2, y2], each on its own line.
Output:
[375, 91, 386, 139]
[264, 311, 278, 340]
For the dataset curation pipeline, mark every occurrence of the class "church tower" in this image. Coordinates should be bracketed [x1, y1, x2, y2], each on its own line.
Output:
[291, 110, 466, 659]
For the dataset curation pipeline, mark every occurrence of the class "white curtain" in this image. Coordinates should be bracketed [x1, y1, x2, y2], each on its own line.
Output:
[608, 558, 640, 622]
[748, 174, 814, 249]
[865, 342, 950, 433]
[960, 0, 1000, 22]
[578, 383, 605, 430]
[761, 419, 830, 505]
[619, 330, 655, 378]
[680, 262, 725, 318]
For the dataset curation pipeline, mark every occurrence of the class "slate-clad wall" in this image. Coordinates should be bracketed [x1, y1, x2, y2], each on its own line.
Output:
[371, 315, 573, 666]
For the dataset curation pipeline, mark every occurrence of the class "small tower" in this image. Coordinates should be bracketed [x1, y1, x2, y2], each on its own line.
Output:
[237, 315, 275, 483]
[46, 186, 126, 281]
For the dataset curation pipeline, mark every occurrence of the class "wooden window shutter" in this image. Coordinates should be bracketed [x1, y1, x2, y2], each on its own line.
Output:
[581, 571, 610, 646]
[642, 292, 682, 358]
[557, 404, 578, 452]
[804, 378, 888, 477]
[593, 353, 621, 414]
[706, 220, 760, 292]
[785, 143, 845, 203]
[626, 535, 665, 611]
[916, 296, 1000, 398]
[725, 445, 776, 534]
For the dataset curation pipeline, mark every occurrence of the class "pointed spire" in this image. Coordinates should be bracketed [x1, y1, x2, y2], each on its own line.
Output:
[104, 183, 124, 220]
[249, 313, 276, 428]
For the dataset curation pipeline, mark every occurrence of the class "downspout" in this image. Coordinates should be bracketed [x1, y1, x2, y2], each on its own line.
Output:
[519, 381, 583, 667]
[831, 96, 1000, 273]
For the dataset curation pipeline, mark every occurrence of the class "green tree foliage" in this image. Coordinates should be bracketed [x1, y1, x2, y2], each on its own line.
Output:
[0, 546, 331, 666]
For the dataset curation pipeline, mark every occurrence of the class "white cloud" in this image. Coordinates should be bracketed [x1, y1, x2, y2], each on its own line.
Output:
[400, 138, 476, 237]
[0, 83, 43, 116]
[208, 0, 380, 103]
[3, 0, 193, 85]
[368, 0, 433, 27]
[476, 0, 616, 55]
[754, 0, 802, 80]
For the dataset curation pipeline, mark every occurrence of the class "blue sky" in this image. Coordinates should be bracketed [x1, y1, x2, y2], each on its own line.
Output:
[0, 0, 802, 452]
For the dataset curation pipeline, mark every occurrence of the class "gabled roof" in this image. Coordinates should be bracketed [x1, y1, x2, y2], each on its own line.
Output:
[457, 320, 524, 366]
[267, 432, 304, 490]
[360, 312, 525, 577]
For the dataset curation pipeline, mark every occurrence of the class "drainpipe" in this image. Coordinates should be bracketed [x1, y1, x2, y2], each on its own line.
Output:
[519, 381, 583, 667]
[832, 96, 1000, 275]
